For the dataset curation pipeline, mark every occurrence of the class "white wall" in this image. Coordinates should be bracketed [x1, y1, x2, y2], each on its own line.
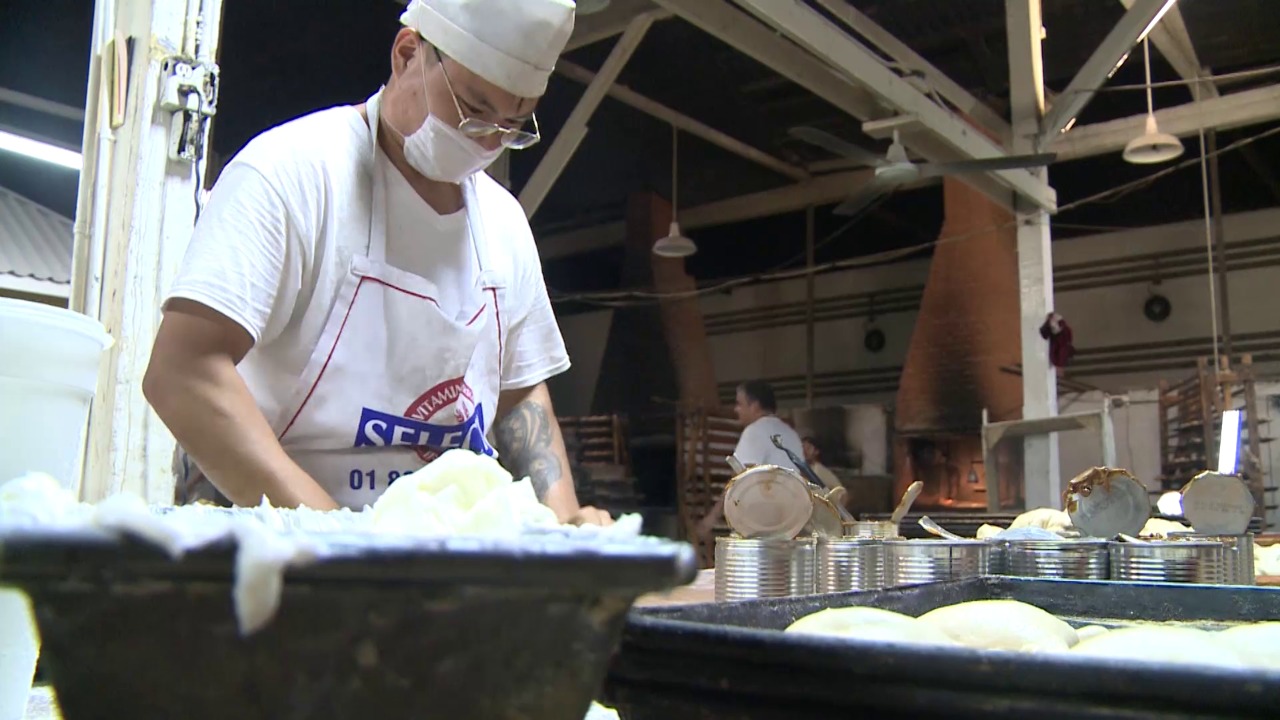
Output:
[551, 207, 1280, 406]
[549, 208, 1280, 525]
[1055, 390, 1161, 490]
[544, 309, 614, 417]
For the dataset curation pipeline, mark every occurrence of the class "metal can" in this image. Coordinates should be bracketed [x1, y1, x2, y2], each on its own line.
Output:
[884, 539, 989, 587]
[816, 538, 886, 593]
[1167, 532, 1255, 585]
[1000, 539, 1110, 580]
[1108, 540, 1227, 584]
[842, 520, 898, 539]
[714, 537, 816, 602]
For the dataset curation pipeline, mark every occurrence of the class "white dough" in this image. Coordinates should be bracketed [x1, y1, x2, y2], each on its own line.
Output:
[786, 606, 917, 634]
[1071, 627, 1244, 668]
[1008, 508, 1072, 534]
[917, 599, 1079, 652]
[785, 607, 955, 647]
[1139, 517, 1193, 538]
[1217, 622, 1280, 670]
[1254, 544, 1280, 576]
[370, 449, 558, 536]
[1075, 625, 1110, 641]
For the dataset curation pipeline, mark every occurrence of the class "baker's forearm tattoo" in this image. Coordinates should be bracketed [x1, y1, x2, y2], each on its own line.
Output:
[494, 399, 563, 500]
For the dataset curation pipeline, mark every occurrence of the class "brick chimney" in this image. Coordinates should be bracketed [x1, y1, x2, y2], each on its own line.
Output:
[892, 178, 1025, 509]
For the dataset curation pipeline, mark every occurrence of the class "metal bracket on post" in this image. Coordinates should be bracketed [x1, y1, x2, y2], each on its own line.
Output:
[982, 395, 1119, 512]
[159, 56, 219, 163]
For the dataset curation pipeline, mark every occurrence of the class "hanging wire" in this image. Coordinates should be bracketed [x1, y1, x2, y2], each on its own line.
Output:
[1142, 37, 1155, 118]
[670, 123, 679, 220]
[549, 121, 1280, 307]
[1192, 60, 1222, 373]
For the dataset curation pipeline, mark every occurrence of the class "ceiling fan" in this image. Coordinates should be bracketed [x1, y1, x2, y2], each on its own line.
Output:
[788, 126, 1057, 217]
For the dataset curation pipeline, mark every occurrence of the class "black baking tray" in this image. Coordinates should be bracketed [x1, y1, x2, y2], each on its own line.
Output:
[605, 576, 1280, 720]
[0, 526, 697, 720]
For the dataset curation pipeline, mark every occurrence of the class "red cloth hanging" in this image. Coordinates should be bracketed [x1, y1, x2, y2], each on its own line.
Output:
[1039, 313, 1076, 368]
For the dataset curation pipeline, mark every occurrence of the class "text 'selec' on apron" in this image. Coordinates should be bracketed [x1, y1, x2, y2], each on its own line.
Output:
[177, 89, 506, 509]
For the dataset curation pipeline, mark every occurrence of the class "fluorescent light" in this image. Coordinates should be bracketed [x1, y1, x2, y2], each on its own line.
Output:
[1217, 409, 1241, 474]
[0, 129, 82, 170]
[1136, 0, 1178, 44]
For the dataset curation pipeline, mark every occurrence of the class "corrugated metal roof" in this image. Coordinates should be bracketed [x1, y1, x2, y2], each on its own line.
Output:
[0, 185, 72, 285]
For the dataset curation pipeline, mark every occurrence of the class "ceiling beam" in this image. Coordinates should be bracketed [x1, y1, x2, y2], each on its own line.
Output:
[732, 0, 1056, 212]
[538, 169, 932, 260]
[813, 0, 1011, 143]
[0, 87, 85, 122]
[554, 59, 808, 181]
[519, 13, 655, 219]
[1119, 0, 1213, 100]
[1049, 84, 1280, 162]
[541, 80, 1280, 261]
[1040, 0, 1175, 141]
[650, 0, 883, 121]
[564, 0, 670, 52]
[1120, 0, 1280, 205]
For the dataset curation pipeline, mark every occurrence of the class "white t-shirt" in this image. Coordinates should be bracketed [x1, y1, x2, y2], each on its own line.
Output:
[734, 416, 804, 470]
[167, 104, 570, 428]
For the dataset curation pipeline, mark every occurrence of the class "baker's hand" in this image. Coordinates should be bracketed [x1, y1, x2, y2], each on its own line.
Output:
[569, 505, 613, 526]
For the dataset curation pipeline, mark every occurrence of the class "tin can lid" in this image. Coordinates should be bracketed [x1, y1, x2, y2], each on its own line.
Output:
[723, 465, 813, 540]
[806, 494, 844, 537]
[1066, 468, 1151, 538]
[1180, 471, 1255, 535]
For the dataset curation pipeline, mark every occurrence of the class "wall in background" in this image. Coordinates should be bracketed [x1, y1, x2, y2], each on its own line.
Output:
[547, 208, 1280, 525]
[544, 310, 614, 417]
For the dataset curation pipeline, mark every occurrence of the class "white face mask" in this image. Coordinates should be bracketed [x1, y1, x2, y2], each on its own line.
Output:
[396, 44, 503, 184]
[402, 112, 502, 183]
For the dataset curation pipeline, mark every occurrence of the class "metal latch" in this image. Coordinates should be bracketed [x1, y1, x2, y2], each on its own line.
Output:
[160, 56, 219, 163]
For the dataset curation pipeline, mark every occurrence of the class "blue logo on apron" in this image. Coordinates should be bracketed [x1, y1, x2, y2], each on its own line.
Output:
[354, 404, 495, 457]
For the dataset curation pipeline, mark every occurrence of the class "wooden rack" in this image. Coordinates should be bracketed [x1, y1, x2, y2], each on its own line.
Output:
[558, 414, 643, 515]
[675, 408, 742, 568]
[1158, 355, 1268, 522]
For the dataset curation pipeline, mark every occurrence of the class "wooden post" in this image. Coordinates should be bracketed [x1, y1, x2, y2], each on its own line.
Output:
[74, 0, 225, 503]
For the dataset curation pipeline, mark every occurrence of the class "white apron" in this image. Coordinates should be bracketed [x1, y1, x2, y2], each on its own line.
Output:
[179, 91, 506, 509]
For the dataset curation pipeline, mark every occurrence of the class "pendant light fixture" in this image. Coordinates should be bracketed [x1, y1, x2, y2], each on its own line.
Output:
[1123, 37, 1184, 165]
[653, 124, 697, 258]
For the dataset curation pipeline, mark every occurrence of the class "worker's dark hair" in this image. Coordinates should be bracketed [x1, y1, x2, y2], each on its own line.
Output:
[737, 380, 777, 413]
[802, 435, 822, 456]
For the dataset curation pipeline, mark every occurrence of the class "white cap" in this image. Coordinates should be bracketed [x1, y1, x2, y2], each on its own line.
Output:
[401, 0, 576, 98]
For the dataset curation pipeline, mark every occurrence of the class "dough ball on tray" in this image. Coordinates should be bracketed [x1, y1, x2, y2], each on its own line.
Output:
[1071, 627, 1244, 669]
[1216, 622, 1280, 670]
[917, 599, 1079, 652]
[785, 607, 955, 647]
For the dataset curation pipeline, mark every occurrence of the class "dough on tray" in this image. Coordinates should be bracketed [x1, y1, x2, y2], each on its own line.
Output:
[917, 599, 1079, 652]
[1071, 627, 1244, 669]
[1075, 625, 1110, 641]
[785, 606, 956, 647]
[1216, 622, 1280, 670]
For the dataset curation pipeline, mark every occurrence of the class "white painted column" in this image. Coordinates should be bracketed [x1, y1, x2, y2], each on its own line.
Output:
[72, 0, 224, 503]
[1006, 0, 1060, 509]
[519, 12, 655, 218]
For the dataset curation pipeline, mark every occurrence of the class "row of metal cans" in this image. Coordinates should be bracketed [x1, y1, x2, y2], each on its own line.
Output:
[713, 534, 1255, 602]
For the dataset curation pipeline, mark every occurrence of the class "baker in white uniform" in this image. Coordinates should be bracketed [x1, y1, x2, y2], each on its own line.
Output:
[143, 0, 610, 525]
[696, 381, 805, 539]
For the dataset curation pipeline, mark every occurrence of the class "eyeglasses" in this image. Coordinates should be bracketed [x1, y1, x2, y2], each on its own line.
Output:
[429, 45, 541, 150]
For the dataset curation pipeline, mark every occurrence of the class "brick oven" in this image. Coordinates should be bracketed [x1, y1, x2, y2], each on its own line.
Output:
[892, 178, 1026, 511]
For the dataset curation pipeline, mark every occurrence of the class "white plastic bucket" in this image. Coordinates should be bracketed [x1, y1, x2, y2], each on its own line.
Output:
[0, 590, 39, 720]
[0, 298, 114, 488]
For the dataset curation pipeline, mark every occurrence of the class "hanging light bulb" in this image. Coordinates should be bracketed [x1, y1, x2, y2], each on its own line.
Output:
[1123, 38, 1184, 165]
[653, 124, 697, 258]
